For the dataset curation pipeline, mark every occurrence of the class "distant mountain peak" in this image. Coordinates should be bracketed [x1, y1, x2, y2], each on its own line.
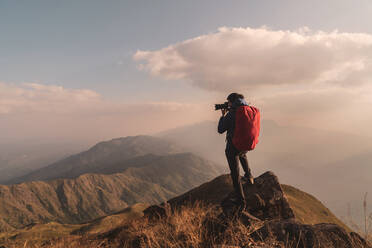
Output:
[89, 135, 168, 150]
[7, 135, 184, 184]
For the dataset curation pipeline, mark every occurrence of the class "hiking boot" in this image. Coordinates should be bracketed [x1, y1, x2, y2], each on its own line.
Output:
[242, 175, 254, 185]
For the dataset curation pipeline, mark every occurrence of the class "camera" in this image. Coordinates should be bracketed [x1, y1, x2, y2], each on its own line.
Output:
[215, 102, 229, 111]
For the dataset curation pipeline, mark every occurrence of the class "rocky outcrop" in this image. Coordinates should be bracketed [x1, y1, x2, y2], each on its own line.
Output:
[221, 171, 295, 220]
[145, 171, 295, 221]
[144, 171, 371, 248]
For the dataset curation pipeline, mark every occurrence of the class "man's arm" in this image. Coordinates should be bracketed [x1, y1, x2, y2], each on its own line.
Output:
[218, 111, 232, 134]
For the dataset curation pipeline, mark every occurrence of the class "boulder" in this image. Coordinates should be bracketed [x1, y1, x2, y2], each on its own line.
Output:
[221, 171, 295, 221]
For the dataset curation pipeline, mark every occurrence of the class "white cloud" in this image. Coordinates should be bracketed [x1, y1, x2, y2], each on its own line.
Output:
[134, 26, 372, 92]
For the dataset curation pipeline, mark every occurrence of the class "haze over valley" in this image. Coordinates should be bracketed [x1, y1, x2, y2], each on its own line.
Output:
[2, 120, 371, 230]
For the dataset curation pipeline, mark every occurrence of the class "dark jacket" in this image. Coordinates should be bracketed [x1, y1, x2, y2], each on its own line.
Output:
[218, 98, 249, 143]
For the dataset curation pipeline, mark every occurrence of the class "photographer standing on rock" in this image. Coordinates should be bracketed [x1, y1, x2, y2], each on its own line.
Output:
[217, 93, 260, 209]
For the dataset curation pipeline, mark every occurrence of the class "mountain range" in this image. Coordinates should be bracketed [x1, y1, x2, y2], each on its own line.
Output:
[6, 135, 184, 184]
[0, 126, 370, 246]
[0, 172, 357, 247]
[0, 136, 223, 232]
[0, 142, 85, 184]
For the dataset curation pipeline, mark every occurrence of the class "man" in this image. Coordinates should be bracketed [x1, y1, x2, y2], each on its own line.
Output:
[218, 93, 254, 208]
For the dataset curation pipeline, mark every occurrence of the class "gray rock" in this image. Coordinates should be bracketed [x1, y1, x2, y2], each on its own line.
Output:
[221, 171, 295, 221]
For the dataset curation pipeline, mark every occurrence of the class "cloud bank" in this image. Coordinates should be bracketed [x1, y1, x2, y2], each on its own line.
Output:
[0, 82, 211, 143]
[134, 26, 372, 91]
[0, 82, 101, 114]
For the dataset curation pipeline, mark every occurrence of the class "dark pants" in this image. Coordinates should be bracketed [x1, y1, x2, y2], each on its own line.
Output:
[225, 142, 251, 203]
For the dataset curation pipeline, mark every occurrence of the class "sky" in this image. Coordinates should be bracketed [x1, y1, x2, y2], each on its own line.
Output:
[1, 0, 372, 144]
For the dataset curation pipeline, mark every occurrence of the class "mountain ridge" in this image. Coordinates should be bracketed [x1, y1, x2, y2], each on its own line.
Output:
[6, 135, 184, 184]
[0, 152, 222, 232]
[94, 171, 367, 248]
[146, 172, 350, 231]
[1, 172, 366, 247]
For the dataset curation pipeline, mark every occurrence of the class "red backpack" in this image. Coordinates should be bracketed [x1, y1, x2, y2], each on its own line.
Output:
[232, 106, 260, 151]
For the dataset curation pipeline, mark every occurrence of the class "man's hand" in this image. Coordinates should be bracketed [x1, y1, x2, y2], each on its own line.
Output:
[221, 108, 227, 116]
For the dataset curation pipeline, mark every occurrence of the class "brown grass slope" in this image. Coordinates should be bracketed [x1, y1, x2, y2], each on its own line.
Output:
[282, 184, 351, 232]
[106, 202, 369, 248]
[0, 153, 222, 232]
[41, 174, 362, 248]
[0, 203, 148, 247]
[164, 174, 350, 229]
[3, 174, 366, 248]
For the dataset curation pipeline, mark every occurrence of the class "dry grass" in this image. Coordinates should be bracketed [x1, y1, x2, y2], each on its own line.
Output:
[0, 203, 148, 248]
[23, 201, 371, 248]
[41, 202, 287, 248]
[118, 202, 221, 247]
[343, 193, 372, 247]
[111, 202, 284, 248]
